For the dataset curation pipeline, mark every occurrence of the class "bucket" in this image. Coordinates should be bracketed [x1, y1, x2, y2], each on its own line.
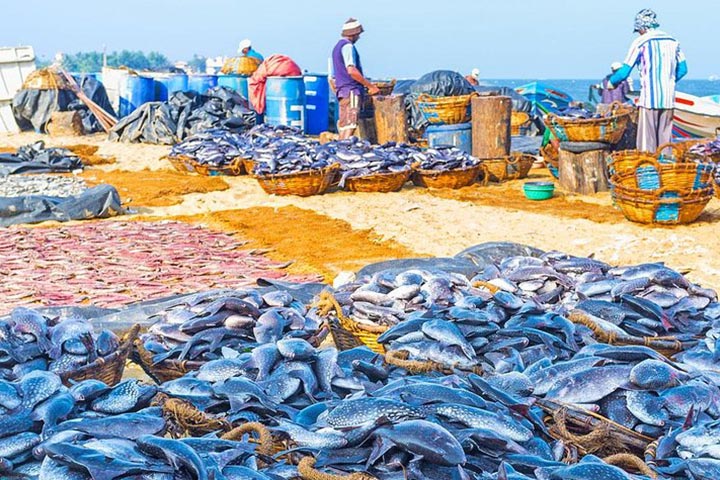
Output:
[187, 74, 217, 94]
[265, 76, 305, 131]
[426, 122, 472, 154]
[303, 74, 329, 135]
[119, 75, 154, 117]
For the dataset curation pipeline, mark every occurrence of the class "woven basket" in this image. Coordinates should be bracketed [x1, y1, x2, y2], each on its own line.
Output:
[190, 157, 245, 177]
[255, 164, 339, 197]
[165, 155, 196, 174]
[545, 104, 630, 144]
[611, 157, 715, 192]
[241, 158, 256, 175]
[511, 111, 532, 136]
[372, 80, 396, 96]
[315, 291, 387, 354]
[298, 457, 377, 480]
[343, 169, 412, 193]
[416, 93, 477, 125]
[612, 187, 713, 225]
[540, 143, 559, 169]
[59, 325, 140, 387]
[509, 153, 536, 179]
[412, 164, 482, 189]
[220, 56, 260, 76]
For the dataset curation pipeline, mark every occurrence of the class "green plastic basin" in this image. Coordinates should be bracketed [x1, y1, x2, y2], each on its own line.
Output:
[523, 181, 555, 201]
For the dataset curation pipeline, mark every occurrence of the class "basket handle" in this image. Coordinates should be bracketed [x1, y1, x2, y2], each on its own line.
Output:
[417, 93, 434, 102]
[629, 157, 664, 190]
[655, 143, 680, 161]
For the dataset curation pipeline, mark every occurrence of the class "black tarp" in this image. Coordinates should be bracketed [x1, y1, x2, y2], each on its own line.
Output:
[0, 184, 126, 227]
[0, 141, 83, 175]
[109, 87, 257, 145]
[12, 76, 116, 133]
[356, 257, 479, 279]
[455, 242, 545, 269]
[404, 70, 475, 131]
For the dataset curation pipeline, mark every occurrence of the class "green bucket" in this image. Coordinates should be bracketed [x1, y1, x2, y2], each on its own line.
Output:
[523, 181, 555, 201]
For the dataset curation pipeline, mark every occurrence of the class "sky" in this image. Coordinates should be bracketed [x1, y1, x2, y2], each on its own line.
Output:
[1, 0, 716, 80]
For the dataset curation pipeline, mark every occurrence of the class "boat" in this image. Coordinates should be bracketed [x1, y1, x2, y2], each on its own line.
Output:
[673, 92, 720, 138]
[515, 82, 572, 117]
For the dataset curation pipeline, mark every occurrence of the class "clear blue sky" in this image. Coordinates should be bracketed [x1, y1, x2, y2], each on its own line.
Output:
[2, 0, 715, 79]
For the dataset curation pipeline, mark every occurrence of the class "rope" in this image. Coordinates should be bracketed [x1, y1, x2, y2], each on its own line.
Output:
[298, 457, 377, 480]
[603, 453, 657, 479]
[551, 408, 612, 454]
[221, 423, 274, 457]
[472, 280, 500, 294]
[384, 349, 482, 376]
[154, 393, 230, 437]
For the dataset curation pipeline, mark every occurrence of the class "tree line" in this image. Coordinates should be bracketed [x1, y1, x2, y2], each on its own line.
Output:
[56, 50, 175, 72]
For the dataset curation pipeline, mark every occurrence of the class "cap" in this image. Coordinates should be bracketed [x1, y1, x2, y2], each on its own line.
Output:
[342, 18, 364, 36]
[471, 68, 480, 79]
[611, 62, 623, 72]
[634, 9, 659, 33]
[238, 39, 252, 52]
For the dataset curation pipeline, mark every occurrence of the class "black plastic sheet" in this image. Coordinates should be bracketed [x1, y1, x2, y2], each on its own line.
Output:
[559, 141, 610, 154]
[404, 71, 475, 131]
[109, 87, 257, 145]
[0, 141, 83, 175]
[356, 257, 479, 279]
[0, 184, 125, 227]
[455, 242, 545, 269]
[511, 136, 544, 155]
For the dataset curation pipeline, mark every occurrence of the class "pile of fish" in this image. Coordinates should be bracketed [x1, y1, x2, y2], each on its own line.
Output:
[0, 142, 83, 175]
[688, 139, 720, 158]
[141, 288, 326, 365]
[169, 128, 247, 167]
[414, 145, 481, 171]
[0, 221, 318, 313]
[0, 307, 120, 379]
[0, 175, 87, 198]
[554, 106, 603, 120]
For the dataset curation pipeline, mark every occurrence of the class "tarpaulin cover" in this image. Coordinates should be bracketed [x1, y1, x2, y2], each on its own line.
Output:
[476, 86, 532, 113]
[12, 76, 116, 133]
[0, 141, 83, 175]
[559, 141, 610, 154]
[109, 87, 256, 145]
[511, 136, 544, 155]
[249, 54, 302, 114]
[455, 242, 545, 268]
[404, 70, 475, 131]
[356, 257, 479, 279]
[0, 184, 125, 227]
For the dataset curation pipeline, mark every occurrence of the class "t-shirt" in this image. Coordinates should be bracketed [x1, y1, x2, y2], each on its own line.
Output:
[341, 43, 358, 68]
[623, 29, 685, 109]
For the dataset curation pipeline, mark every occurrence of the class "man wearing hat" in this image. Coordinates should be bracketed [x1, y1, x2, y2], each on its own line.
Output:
[599, 63, 631, 104]
[465, 69, 481, 87]
[608, 9, 687, 152]
[331, 18, 380, 139]
[238, 39, 264, 62]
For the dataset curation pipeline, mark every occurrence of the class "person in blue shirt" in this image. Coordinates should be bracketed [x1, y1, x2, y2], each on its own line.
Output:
[608, 9, 687, 152]
[238, 39, 264, 63]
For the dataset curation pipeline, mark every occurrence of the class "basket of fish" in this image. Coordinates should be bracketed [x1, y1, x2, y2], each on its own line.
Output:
[169, 129, 251, 176]
[545, 103, 631, 144]
[483, 153, 535, 182]
[255, 164, 339, 197]
[343, 169, 413, 193]
[412, 146, 483, 189]
[416, 93, 477, 125]
[132, 288, 329, 383]
[330, 139, 417, 193]
[371, 79, 397, 96]
[0, 307, 138, 386]
[688, 138, 720, 163]
[241, 157, 256, 175]
[190, 156, 245, 176]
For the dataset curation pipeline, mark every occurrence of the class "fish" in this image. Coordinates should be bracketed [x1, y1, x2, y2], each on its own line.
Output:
[273, 420, 348, 449]
[370, 420, 467, 467]
[545, 365, 633, 404]
[136, 435, 208, 480]
[325, 398, 423, 428]
[91, 380, 157, 414]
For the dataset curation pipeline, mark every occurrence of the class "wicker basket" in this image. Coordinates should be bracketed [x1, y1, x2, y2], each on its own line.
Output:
[416, 93, 477, 125]
[315, 291, 387, 354]
[59, 325, 140, 387]
[220, 56, 260, 76]
[511, 111, 532, 135]
[545, 105, 630, 144]
[612, 187, 713, 225]
[371, 80, 396, 96]
[165, 155, 196, 174]
[412, 164, 482, 189]
[343, 169, 412, 193]
[611, 157, 715, 191]
[190, 157, 245, 176]
[540, 143, 559, 170]
[509, 153, 536, 179]
[242, 158, 256, 176]
[255, 164, 339, 197]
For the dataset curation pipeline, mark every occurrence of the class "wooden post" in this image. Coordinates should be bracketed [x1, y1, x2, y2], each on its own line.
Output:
[558, 147, 610, 194]
[471, 95, 512, 159]
[373, 95, 408, 144]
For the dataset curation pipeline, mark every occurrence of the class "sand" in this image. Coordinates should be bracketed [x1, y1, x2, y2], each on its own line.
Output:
[3, 131, 720, 290]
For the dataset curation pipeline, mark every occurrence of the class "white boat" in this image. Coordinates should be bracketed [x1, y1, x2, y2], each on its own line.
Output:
[672, 92, 720, 139]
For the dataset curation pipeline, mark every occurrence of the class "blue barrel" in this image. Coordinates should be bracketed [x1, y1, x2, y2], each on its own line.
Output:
[217, 75, 250, 100]
[265, 76, 305, 130]
[426, 123, 473, 154]
[303, 74, 330, 135]
[154, 74, 189, 101]
[187, 74, 217, 94]
[119, 75, 154, 117]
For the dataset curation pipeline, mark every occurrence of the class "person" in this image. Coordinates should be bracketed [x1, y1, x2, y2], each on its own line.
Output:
[599, 63, 631, 104]
[238, 39, 264, 62]
[331, 18, 380, 139]
[465, 68, 480, 86]
[608, 9, 687, 152]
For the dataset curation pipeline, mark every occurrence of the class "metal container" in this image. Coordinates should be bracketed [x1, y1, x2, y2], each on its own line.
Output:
[426, 122, 472, 154]
[303, 73, 329, 135]
[265, 76, 305, 130]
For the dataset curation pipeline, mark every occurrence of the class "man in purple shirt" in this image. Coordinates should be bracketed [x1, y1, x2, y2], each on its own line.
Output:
[331, 18, 379, 139]
[600, 63, 631, 104]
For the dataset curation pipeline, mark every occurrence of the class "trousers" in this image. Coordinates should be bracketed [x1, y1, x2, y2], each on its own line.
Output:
[637, 107, 674, 153]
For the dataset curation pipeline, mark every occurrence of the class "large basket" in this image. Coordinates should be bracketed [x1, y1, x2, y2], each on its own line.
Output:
[545, 104, 630, 144]
[483, 154, 533, 182]
[416, 93, 477, 125]
[511, 111, 532, 135]
[613, 187, 713, 225]
[254, 164, 339, 197]
[412, 163, 482, 189]
[343, 169, 412, 193]
[315, 291, 387, 354]
[611, 157, 715, 192]
[60, 325, 140, 387]
[190, 157, 245, 176]
[371, 80, 396, 96]
[242, 158, 256, 175]
[509, 153, 536, 179]
[220, 56, 261, 76]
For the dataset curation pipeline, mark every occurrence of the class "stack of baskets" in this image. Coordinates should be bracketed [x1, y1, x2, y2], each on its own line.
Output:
[607, 146, 716, 225]
[416, 92, 477, 126]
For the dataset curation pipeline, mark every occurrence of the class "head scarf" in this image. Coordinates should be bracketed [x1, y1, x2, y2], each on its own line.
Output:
[342, 18, 364, 36]
[634, 9, 659, 33]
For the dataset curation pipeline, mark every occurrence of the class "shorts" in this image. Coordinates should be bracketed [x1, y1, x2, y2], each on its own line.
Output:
[338, 91, 361, 133]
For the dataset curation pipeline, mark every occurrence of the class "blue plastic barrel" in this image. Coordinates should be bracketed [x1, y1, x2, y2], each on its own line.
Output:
[119, 76, 154, 117]
[154, 74, 188, 101]
[265, 76, 305, 130]
[426, 123, 473, 154]
[303, 74, 330, 135]
[187, 74, 218, 94]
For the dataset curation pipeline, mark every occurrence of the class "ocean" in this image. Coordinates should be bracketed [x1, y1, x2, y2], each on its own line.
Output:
[481, 79, 720, 103]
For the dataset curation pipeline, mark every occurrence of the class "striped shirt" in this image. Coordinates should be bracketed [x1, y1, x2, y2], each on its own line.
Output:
[624, 30, 685, 109]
